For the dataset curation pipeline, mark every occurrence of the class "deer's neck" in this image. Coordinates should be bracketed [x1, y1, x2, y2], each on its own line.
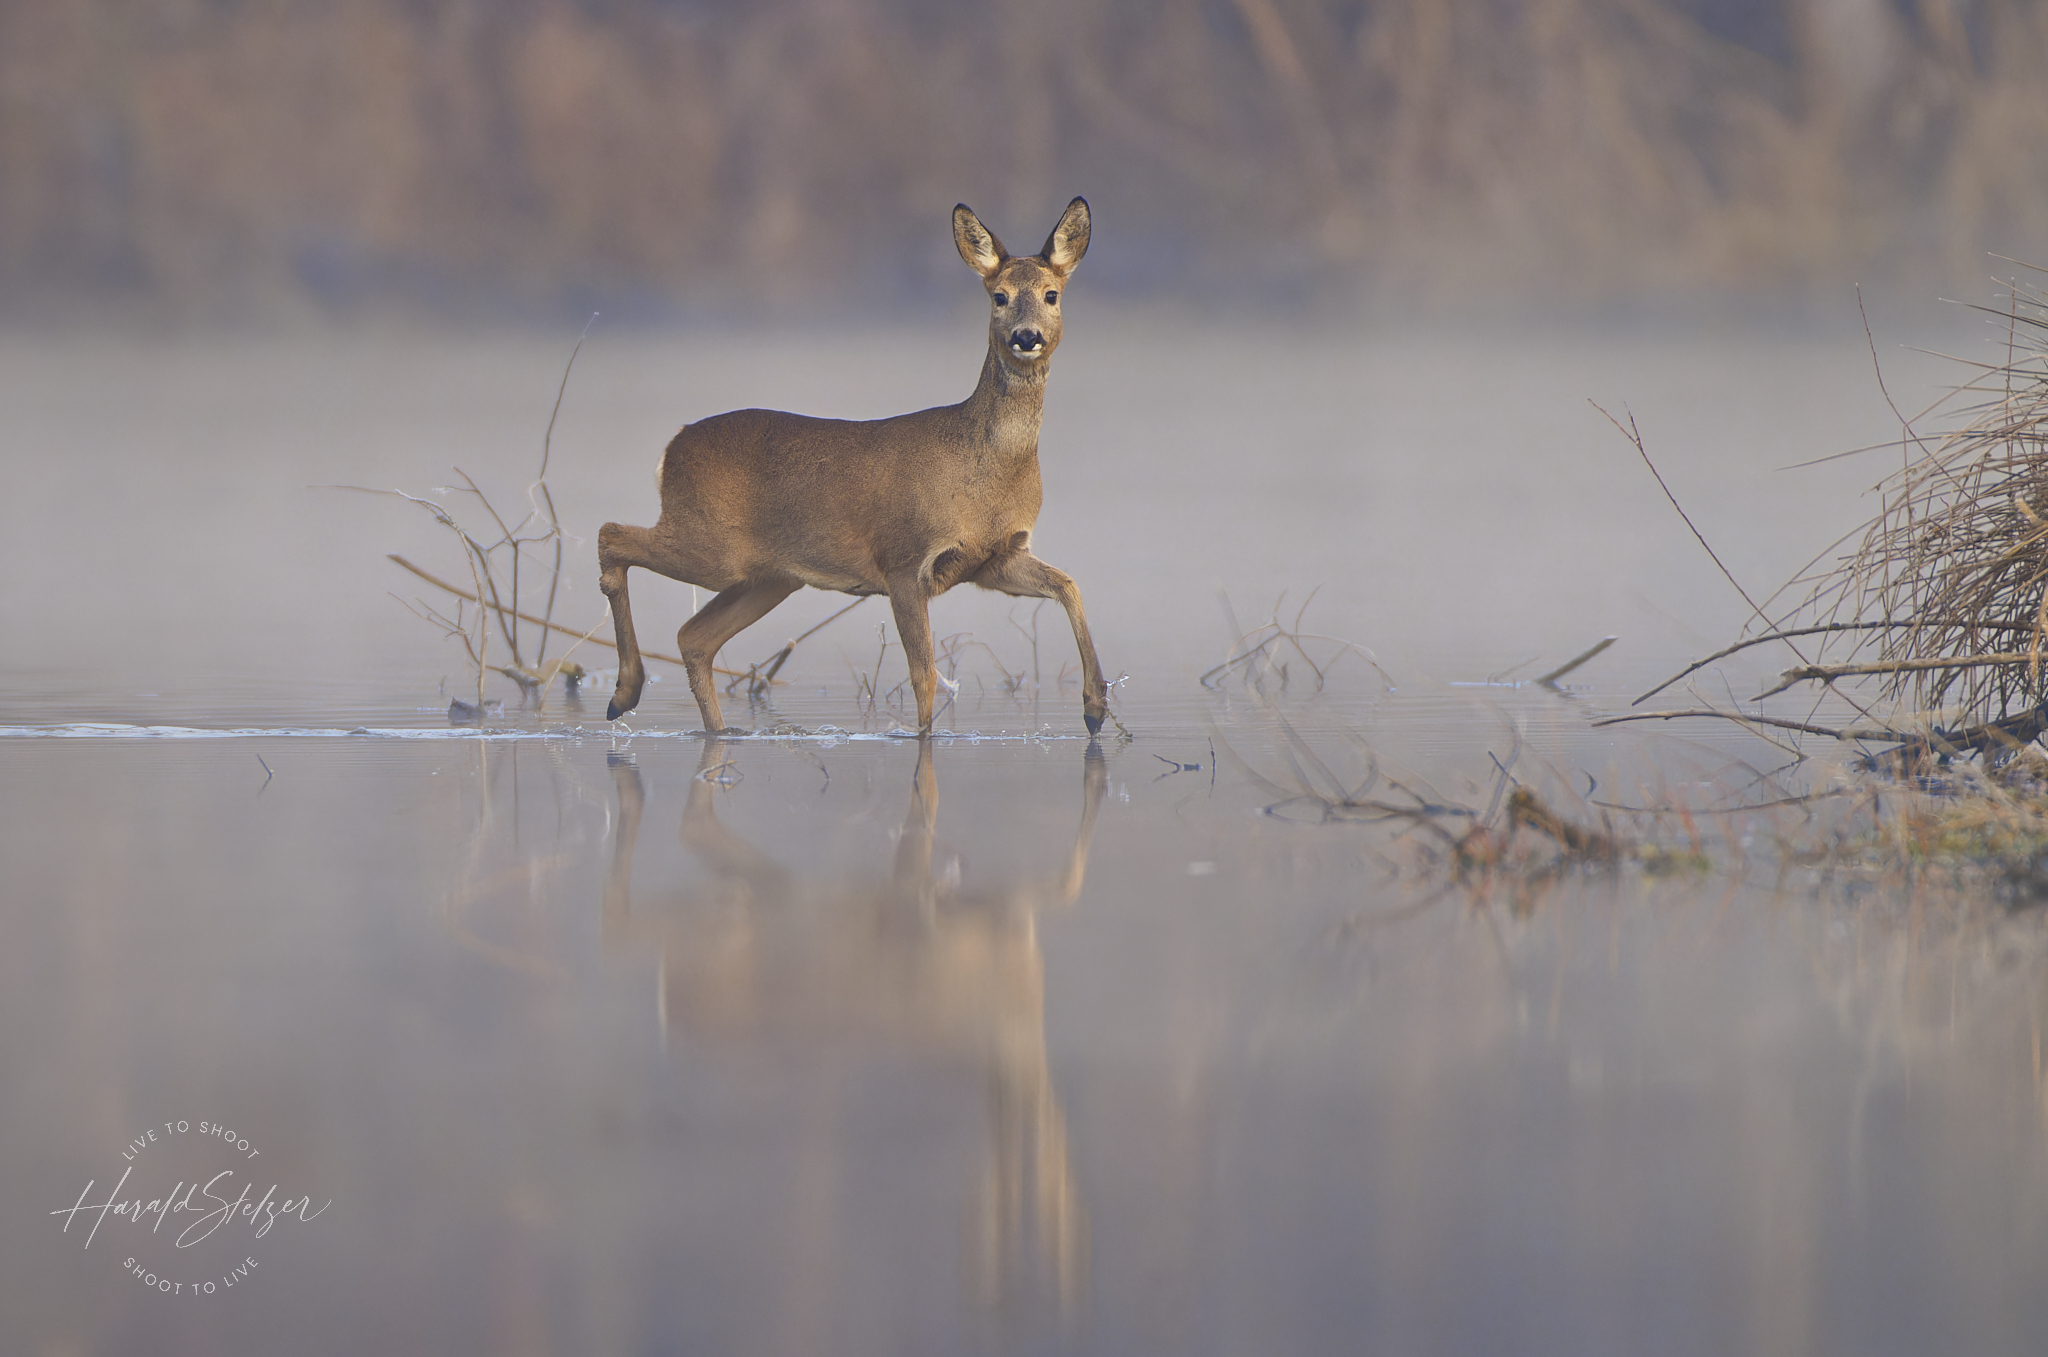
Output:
[958, 344, 1047, 458]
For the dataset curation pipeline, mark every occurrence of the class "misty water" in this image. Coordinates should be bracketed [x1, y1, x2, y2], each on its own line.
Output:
[10, 314, 2048, 1356]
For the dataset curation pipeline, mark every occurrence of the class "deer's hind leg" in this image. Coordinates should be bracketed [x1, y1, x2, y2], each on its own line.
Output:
[598, 521, 664, 721]
[676, 576, 801, 733]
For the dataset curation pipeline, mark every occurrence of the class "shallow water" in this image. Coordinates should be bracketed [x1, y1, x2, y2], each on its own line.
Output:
[10, 320, 2048, 1356]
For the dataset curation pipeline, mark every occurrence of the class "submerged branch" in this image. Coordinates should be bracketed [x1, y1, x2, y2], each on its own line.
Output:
[1597, 702, 2048, 763]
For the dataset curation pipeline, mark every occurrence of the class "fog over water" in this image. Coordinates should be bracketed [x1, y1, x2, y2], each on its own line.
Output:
[13, 311, 2048, 1356]
[0, 307, 1959, 709]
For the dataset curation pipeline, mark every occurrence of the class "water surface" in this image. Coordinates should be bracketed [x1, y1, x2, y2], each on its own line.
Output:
[8, 322, 2047, 1356]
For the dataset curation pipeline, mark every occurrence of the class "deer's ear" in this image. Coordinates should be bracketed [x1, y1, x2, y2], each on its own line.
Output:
[953, 205, 1007, 278]
[1039, 197, 1090, 273]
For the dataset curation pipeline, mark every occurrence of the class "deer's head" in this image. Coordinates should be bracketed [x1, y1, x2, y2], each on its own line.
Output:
[954, 198, 1090, 376]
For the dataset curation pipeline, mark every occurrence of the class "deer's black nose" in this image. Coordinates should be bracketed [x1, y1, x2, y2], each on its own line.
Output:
[1009, 328, 1045, 352]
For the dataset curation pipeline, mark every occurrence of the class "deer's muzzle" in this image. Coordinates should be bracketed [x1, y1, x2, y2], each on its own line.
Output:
[1007, 329, 1046, 358]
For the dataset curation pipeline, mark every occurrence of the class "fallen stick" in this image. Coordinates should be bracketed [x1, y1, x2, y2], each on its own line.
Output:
[1754, 651, 2040, 700]
[1593, 709, 1891, 740]
[1534, 636, 1616, 686]
[1633, 623, 1914, 705]
[1871, 703, 2048, 762]
[1635, 621, 2048, 706]
[388, 554, 745, 678]
[1598, 704, 2048, 760]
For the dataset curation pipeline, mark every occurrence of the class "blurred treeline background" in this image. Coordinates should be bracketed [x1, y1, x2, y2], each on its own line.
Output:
[3, 0, 2045, 323]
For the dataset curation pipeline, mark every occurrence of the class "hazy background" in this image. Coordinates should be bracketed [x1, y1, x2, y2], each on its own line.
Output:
[1, 0, 2021, 712]
[5, 0, 2047, 326]
[19, 11, 2048, 1353]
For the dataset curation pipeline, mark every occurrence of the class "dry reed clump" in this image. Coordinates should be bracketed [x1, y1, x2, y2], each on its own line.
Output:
[1624, 267, 2048, 780]
[1607, 272, 2048, 894]
[1767, 267, 2048, 738]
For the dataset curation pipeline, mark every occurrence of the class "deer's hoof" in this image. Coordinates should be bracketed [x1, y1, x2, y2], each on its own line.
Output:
[607, 675, 645, 722]
[1084, 712, 1103, 736]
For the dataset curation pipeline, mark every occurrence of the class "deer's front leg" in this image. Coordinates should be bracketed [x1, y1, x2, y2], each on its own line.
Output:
[974, 550, 1109, 735]
[886, 577, 940, 732]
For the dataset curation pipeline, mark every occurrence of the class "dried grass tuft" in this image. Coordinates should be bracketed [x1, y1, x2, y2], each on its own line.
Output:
[1777, 268, 2048, 725]
[1655, 266, 2048, 745]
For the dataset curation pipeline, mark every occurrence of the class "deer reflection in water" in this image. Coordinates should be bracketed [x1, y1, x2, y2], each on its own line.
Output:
[603, 739, 1106, 1318]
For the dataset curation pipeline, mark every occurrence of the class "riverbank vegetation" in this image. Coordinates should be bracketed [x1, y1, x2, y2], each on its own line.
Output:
[7, 0, 2047, 321]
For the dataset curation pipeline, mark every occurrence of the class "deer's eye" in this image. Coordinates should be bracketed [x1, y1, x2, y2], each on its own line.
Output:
[1045, 290, 1058, 305]
[992, 291, 1009, 307]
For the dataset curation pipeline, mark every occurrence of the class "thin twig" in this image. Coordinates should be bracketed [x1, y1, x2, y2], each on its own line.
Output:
[534, 316, 596, 659]
[1593, 401, 1785, 647]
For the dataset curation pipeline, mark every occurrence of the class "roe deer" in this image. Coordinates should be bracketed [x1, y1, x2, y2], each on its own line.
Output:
[598, 197, 1108, 734]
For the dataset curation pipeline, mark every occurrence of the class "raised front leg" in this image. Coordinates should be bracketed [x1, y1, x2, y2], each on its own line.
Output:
[675, 577, 800, 733]
[886, 576, 941, 732]
[973, 550, 1109, 735]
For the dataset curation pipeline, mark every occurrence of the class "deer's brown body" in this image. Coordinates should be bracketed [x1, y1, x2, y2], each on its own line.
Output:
[598, 197, 1108, 734]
